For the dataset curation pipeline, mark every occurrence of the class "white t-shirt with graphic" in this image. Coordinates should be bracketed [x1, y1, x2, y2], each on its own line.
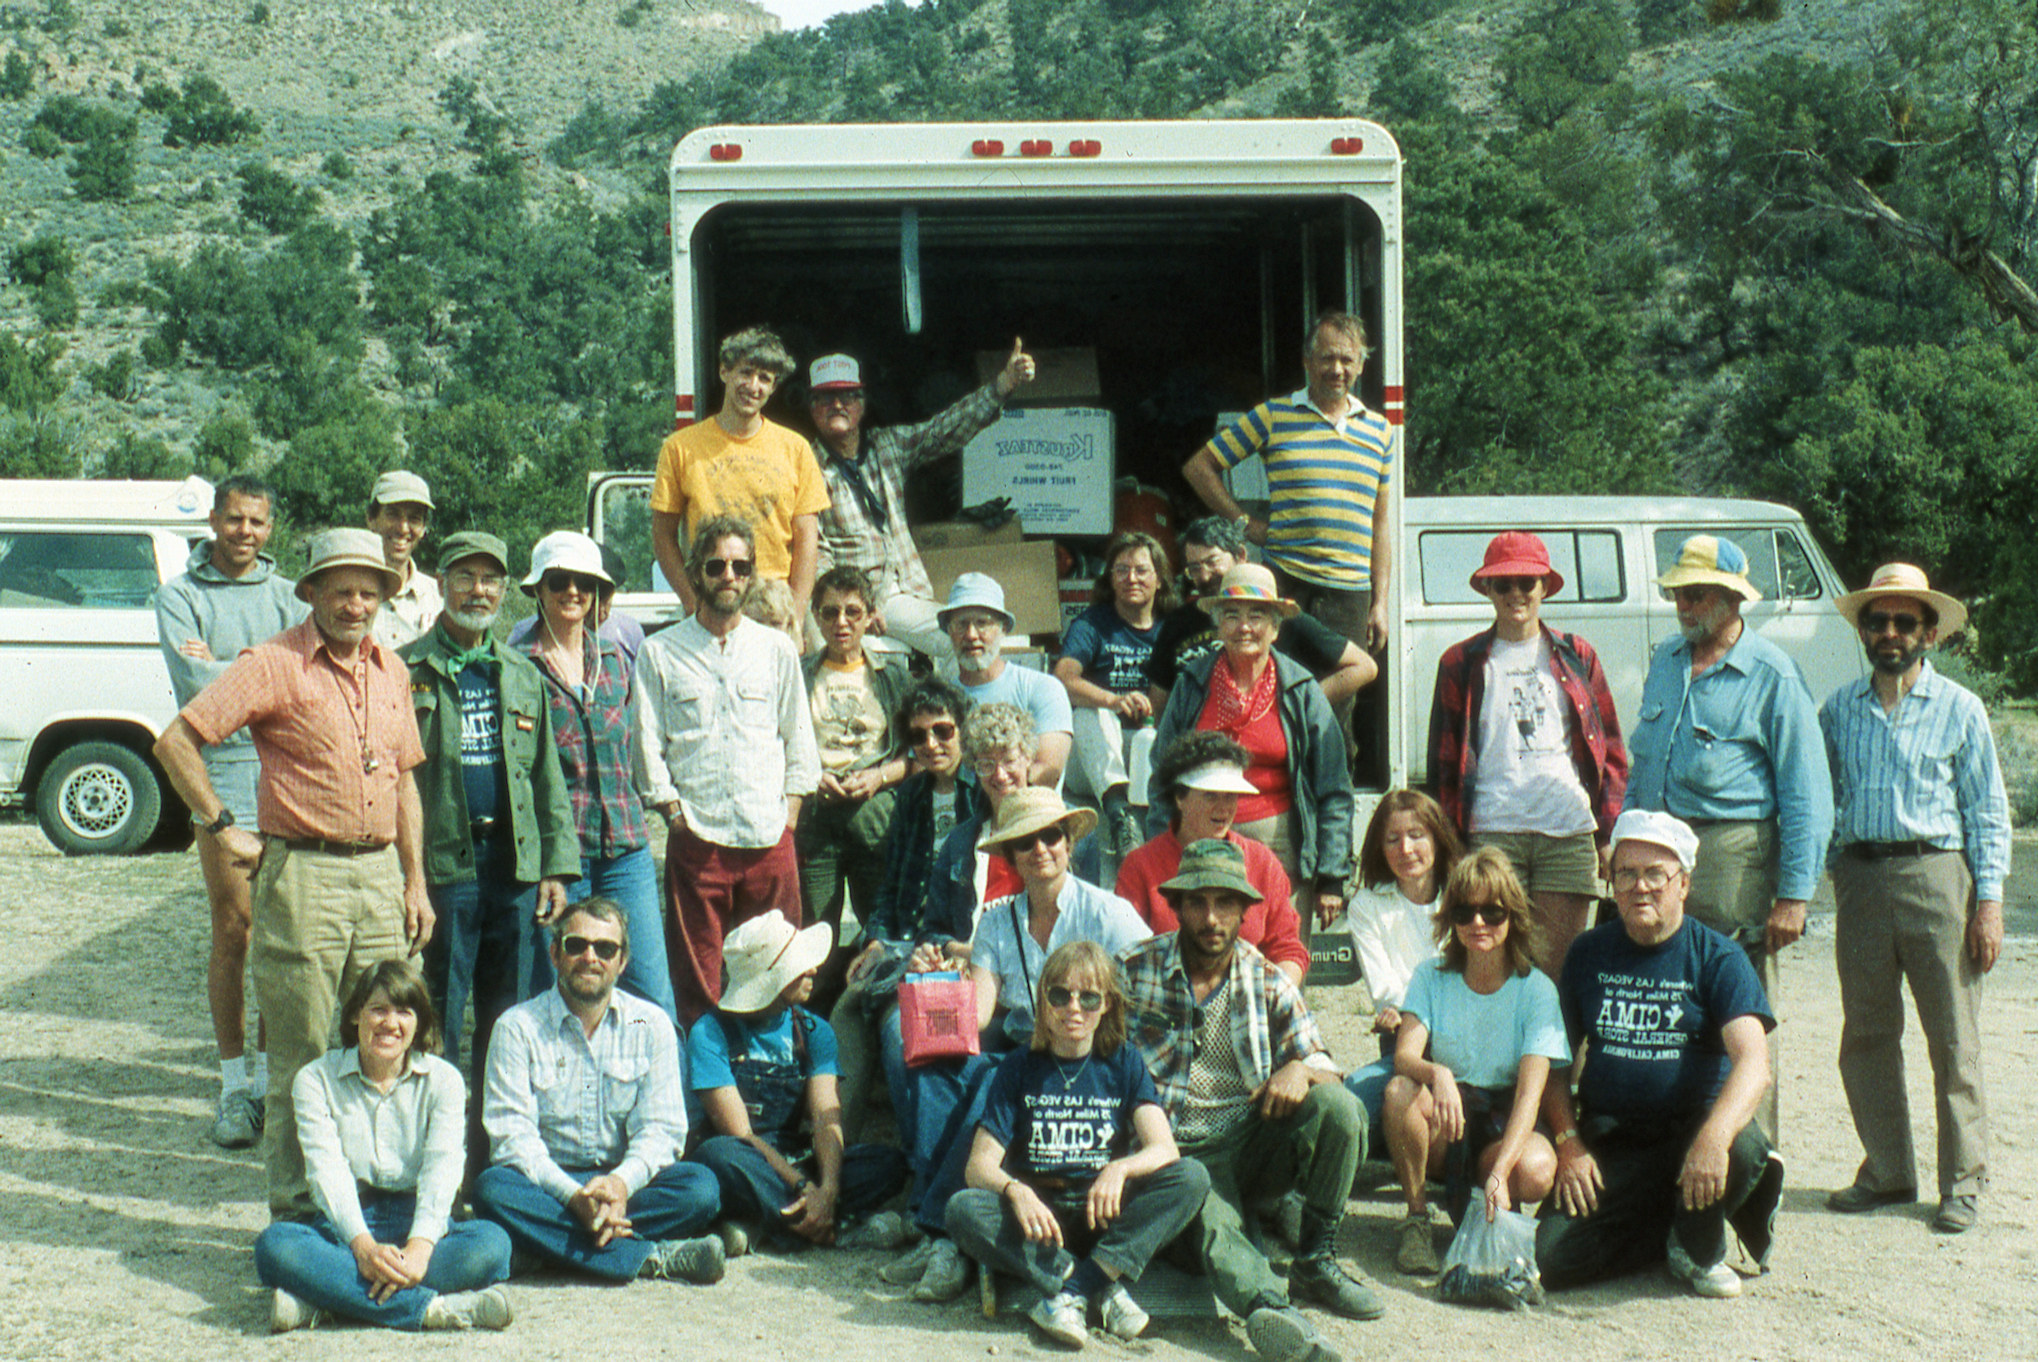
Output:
[1468, 635, 1594, 836]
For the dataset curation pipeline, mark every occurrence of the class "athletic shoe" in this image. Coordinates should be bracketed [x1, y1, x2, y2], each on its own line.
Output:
[1665, 1236, 1741, 1299]
[1097, 1280, 1149, 1340]
[211, 1089, 261, 1150]
[1245, 1304, 1340, 1362]
[269, 1289, 325, 1333]
[1394, 1211, 1439, 1275]
[1027, 1289, 1089, 1348]
[421, 1285, 513, 1331]
[910, 1238, 970, 1302]
[879, 1237, 937, 1284]
[640, 1234, 727, 1284]
[837, 1210, 913, 1251]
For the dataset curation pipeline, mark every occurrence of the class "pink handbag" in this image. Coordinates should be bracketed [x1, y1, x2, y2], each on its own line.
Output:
[897, 972, 980, 1068]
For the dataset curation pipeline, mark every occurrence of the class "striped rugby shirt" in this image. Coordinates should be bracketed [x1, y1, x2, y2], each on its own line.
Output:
[1203, 388, 1395, 591]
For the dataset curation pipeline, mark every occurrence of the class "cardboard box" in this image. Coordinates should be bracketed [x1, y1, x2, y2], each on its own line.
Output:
[921, 539, 1063, 640]
[910, 519, 1023, 552]
[976, 347, 1100, 405]
[961, 407, 1115, 538]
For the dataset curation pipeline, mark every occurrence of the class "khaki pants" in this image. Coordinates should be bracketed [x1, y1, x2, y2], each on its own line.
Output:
[252, 843, 408, 1219]
[1832, 850, 1988, 1200]
[1684, 818, 1782, 1144]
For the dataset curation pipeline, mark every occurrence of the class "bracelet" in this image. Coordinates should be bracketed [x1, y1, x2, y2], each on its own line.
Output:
[1552, 1128, 1578, 1148]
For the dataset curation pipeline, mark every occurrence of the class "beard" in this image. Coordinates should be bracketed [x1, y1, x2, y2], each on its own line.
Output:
[1678, 595, 1736, 646]
[1869, 638, 1928, 675]
[446, 603, 500, 634]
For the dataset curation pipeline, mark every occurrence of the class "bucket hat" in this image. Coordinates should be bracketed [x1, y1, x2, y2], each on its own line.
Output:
[1157, 837, 1263, 903]
[1470, 531, 1564, 597]
[296, 528, 402, 603]
[1655, 535, 1761, 603]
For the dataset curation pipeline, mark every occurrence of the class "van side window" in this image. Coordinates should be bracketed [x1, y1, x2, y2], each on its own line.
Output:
[1417, 529, 1623, 605]
[1571, 530, 1624, 603]
[1654, 527, 1779, 600]
[593, 481, 657, 595]
[0, 532, 160, 609]
[1775, 530, 1823, 599]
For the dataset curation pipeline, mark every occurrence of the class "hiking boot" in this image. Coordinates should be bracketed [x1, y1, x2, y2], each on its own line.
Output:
[421, 1285, 513, 1331]
[211, 1089, 262, 1150]
[1245, 1304, 1340, 1362]
[1097, 1279, 1149, 1340]
[910, 1237, 970, 1302]
[1027, 1288, 1089, 1348]
[1292, 1207, 1384, 1320]
[640, 1233, 726, 1284]
[1394, 1211, 1439, 1275]
[879, 1237, 936, 1284]
[269, 1289, 325, 1333]
[1665, 1235, 1741, 1299]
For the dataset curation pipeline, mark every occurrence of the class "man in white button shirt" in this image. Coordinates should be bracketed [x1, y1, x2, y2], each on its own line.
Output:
[473, 898, 725, 1283]
[633, 514, 821, 1025]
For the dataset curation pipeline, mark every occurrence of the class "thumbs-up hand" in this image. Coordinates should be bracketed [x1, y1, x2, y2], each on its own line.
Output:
[995, 337, 1036, 398]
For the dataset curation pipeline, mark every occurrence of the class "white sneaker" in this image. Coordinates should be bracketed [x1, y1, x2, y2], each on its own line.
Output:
[910, 1238, 970, 1302]
[1666, 1236, 1741, 1299]
[211, 1089, 261, 1150]
[422, 1285, 513, 1330]
[1097, 1280, 1149, 1340]
[269, 1288, 324, 1333]
[1027, 1288, 1089, 1347]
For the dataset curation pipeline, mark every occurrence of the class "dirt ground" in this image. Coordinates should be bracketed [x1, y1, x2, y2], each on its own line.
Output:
[2, 821, 2036, 1361]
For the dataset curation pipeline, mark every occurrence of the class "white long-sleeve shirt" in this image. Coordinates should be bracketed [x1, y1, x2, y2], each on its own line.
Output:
[294, 1048, 466, 1247]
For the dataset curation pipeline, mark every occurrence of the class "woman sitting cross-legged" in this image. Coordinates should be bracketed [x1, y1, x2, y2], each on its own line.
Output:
[688, 911, 909, 1253]
[1381, 848, 1570, 1275]
[946, 941, 1209, 1349]
[254, 959, 513, 1333]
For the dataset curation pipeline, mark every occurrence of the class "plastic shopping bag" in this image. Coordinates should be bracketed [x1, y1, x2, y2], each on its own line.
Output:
[1437, 1207, 1544, 1311]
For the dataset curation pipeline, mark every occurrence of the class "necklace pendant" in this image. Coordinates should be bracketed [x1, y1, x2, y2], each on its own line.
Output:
[363, 754, 380, 774]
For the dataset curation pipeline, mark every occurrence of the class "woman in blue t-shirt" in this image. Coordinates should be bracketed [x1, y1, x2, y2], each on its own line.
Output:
[945, 941, 1209, 1348]
[1381, 848, 1570, 1276]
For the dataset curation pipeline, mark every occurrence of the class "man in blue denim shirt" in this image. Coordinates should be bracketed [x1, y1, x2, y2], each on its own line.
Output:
[1623, 535, 1832, 1143]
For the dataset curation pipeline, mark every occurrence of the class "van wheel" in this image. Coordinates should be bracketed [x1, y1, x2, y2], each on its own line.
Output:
[35, 742, 163, 856]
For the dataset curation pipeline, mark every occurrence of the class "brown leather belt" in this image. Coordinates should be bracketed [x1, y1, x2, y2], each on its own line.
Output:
[276, 837, 389, 857]
[1842, 840, 1945, 861]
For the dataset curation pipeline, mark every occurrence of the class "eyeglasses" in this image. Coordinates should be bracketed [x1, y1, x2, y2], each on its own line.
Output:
[812, 391, 864, 408]
[908, 720, 958, 745]
[1217, 606, 1274, 627]
[1486, 576, 1540, 596]
[703, 558, 755, 579]
[819, 604, 868, 622]
[951, 613, 1002, 636]
[560, 934, 623, 961]
[1448, 902, 1510, 927]
[445, 570, 506, 592]
[543, 572, 603, 596]
[1111, 561, 1156, 579]
[1008, 824, 1068, 853]
[1861, 611, 1923, 636]
[1611, 864, 1679, 892]
[1045, 986, 1105, 1013]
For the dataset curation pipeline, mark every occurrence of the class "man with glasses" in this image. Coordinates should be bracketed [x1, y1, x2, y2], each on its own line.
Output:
[400, 531, 580, 1183]
[1121, 839, 1381, 1361]
[476, 898, 726, 1284]
[807, 342, 1036, 661]
[633, 515, 820, 1025]
[1536, 810, 1781, 1298]
[1820, 565, 2009, 1235]
[940, 572, 1073, 791]
[1622, 534, 1831, 1143]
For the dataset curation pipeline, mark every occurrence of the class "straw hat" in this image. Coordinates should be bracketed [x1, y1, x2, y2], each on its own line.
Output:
[1835, 562, 1966, 636]
[976, 785, 1097, 852]
[1655, 535, 1761, 603]
[296, 528, 401, 603]
[1157, 838, 1263, 903]
[1197, 562, 1300, 619]
[1470, 531, 1564, 597]
[719, 910, 833, 1014]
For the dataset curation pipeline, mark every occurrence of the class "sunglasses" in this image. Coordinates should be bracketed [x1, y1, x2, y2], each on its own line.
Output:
[1448, 902, 1510, 927]
[703, 557, 755, 579]
[560, 934, 623, 961]
[544, 572, 603, 595]
[1861, 611, 1923, 636]
[908, 720, 958, 745]
[1486, 576, 1541, 596]
[1046, 986, 1105, 1013]
[1008, 824, 1068, 853]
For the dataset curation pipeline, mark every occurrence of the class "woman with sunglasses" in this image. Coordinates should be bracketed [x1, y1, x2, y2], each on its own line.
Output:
[1381, 848, 1570, 1275]
[946, 941, 1208, 1347]
[255, 959, 513, 1332]
[513, 531, 673, 1023]
[1427, 531, 1626, 974]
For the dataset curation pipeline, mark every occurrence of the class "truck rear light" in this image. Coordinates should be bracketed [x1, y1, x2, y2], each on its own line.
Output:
[709, 143, 743, 162]
[1069, 139, 1101, 157]
[1020, 139, 1052, 157]
[1330, 137, 1362, 154]
[971, 139, 1005, 156]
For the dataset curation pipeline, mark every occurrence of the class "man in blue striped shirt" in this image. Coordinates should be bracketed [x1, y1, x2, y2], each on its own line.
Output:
[1819, 563, 2008, 1236]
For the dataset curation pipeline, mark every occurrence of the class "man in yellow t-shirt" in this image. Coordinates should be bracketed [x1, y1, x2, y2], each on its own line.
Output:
[651, 326, 832, 621]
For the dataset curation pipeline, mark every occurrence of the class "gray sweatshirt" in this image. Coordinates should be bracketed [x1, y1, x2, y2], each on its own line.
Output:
[155, 540, 307, 761]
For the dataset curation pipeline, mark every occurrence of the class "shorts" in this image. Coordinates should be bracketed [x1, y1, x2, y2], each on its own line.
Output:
[1471, 829, 1599, 899]
[203, 753, 261, 829]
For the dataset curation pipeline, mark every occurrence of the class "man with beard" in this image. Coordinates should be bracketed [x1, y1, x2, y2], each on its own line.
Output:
[1820, 565, 2009, 1235]
[476, 898, 726, 1284]
[155, 528, 433, 1220]
[1622, 535, 1830, 1143]
[633, 515, 820, 1025]
[400, 531, 579, 1182]
[1121, 840, 1380, 1362]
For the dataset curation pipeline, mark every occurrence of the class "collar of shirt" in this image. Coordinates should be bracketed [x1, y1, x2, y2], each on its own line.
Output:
[1287, 386, 1358, 435]
[334, 1044, 430, 1086]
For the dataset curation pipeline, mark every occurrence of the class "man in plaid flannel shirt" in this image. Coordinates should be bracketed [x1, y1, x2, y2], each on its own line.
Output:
[806, 340, 1035, 661]
[1121, 839, 1381, 1360]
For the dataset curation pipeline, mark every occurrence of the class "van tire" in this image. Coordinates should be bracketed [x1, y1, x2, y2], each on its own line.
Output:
[35, 741, 164, 856]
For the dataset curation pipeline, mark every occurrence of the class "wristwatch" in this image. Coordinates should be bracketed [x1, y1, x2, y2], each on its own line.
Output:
[195, 807, 235, 836]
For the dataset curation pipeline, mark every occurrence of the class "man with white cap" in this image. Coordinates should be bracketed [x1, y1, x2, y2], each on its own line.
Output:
[941, 572, 1072, 791]
[807, 339, 1036, 660]
[1820, 563, 2009, 1235]
[686, 910, 908, 1250]
[366, 470, 441, 650]
[1536, 808, 1781, 1298]
[155, 527, 433, 1220]
[1622, 533, 1831, 1142]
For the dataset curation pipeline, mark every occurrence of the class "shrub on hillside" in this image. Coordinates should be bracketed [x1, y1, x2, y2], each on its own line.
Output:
[0, 332, 65, 412]
[1, 48, 34, 100]
[160, 74, 261, 148]
[236, 161, 322, 234]
[0, 413, 81, 477]
[145, 220, 363, 372]
[192, 407, 255, 477]
[101, 430, 188, 478]
[69, 121, 138, 201]
[7, 233, 74, 288]
[86, 349, 138, 400]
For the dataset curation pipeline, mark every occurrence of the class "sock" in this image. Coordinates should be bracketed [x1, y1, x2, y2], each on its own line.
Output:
[248, 1052, 268, 1099]
[1069, 1259, 1109, 1300]
[220, 1055, 247, 1094]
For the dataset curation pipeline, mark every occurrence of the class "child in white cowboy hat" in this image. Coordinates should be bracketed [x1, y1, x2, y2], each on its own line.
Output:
[685, 910, 909, 1253]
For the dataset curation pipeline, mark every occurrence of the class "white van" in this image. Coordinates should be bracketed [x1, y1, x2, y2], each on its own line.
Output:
[0, 477, 213, 853]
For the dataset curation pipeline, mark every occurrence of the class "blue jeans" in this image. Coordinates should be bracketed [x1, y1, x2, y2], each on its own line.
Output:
[473, 1160, 720, 1281]
[253, 1194, 510, 1330]
[529, 848, 673, 1024]
[690, 1136, 908, 1245]
[913, 1060, 1002, 1237]
[1344, 1052, 1394, 1161]
[886, 1038, 992, 1216]
[424, 867, 535, 1183]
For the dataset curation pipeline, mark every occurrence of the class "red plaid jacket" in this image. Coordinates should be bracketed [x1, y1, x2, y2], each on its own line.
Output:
[1427, 625, 1627, 841]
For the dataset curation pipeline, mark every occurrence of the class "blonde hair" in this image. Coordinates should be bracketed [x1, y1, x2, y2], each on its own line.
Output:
[1028, 941, 1126, 1057]
[1433, 846, 1539, 976]
[742, 576, 801, 648]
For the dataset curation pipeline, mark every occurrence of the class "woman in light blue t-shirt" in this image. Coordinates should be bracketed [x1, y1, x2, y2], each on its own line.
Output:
[1381, 848, 1570, 1275]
